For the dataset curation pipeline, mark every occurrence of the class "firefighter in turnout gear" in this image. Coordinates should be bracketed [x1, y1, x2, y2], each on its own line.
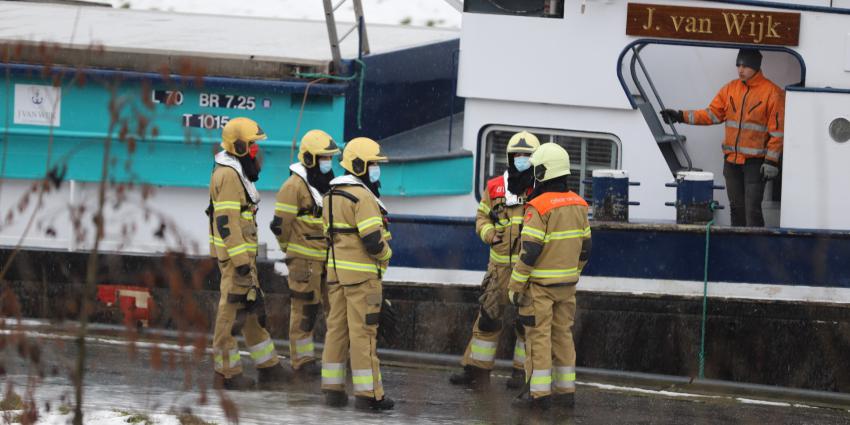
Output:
[450, 131, 540, 389]
[508, 143, 591, 410]
[270, 129, 340, 377]
[321, 137, 395, 411]
[208, 117, 292, 390]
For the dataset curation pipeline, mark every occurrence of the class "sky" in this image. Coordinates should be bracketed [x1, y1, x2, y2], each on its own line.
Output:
[94, 0, 462, 28]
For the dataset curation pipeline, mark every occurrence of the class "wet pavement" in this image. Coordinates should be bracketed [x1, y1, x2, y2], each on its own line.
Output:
[1, 327, 849, 425]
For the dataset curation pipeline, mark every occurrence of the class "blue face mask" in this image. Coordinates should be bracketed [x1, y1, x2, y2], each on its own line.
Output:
[318, 158, 333, 174]
[368, 165, 381, 183]
[514, 156, 531, 172]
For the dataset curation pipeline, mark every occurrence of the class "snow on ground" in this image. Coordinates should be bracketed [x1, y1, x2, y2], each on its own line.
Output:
[5, 409, 185, 425]
[89, 0, 462, 28]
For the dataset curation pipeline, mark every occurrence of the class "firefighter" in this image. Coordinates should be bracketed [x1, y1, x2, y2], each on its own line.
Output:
[320, 137, 394, 411]
[449, 131, 540, 389]
[661, 48, 785, 227]
[208, 117, 292, 390]
[270, 129, 340, 377]
[508, 143, 591, 410]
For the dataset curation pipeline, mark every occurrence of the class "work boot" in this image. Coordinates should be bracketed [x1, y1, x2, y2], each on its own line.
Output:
[256, 363, 293, 389]
[512, 395, 551, 410]
[552, 393, 575, 408]
[448, 365, 490, 389]
[213, 372, 255, 391]
[324, 390, 348, 407]
[505, 368, 525, 389]
[354, 396, 395, 411]
[295, 360, 321, 379]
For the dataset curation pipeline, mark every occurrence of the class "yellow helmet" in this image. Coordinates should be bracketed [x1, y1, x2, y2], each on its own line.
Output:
[506, 131, 541, 156]
[221, 117, 267, 157]
[530, 143, 571, 181]
[340, 137, 387, 176]
[298, 129, 340, 167]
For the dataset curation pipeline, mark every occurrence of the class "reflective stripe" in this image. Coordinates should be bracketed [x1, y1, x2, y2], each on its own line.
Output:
[214, 348, 241, 369]
[328, 258, 386, 275]
[377, 247, 392, 262]
[287, 243, 327, 259]
[294, 337, 314, 358]
[352, 369, 376, 392]
[687, 110, 695, 124]
[478, 201, 491, 214]
[721, 145, 768, 156]
[322, 362, 345, 385]
[530, 369, 552, 392]
[469, 338, 497, 362]
[769, 131, 784, 138]
[479, 224, 495, 241]
[529, 268, 578, 279]
[213, 201, 241, 211]
[513, 341, 526, 363]
[248, 339, 276, 365]
[241, 211, 254, 220]
[544, 227, 591, 242]
[227, 243, 258, 256]
[521, 226, 546, 241]
[707, 109, 720, 124]
[489, 249, 510, 265]
[766, 150, 781, 160]
[296, 216, 323, 225]
[511, 270, 529, 283]
[209, 234, 225, 248]
[324, 222, 355, 233]
[274, 202, 298, 214]
[726, 120, 769, 132]
[554, 366, 576, 389]
[356, 216, 383, 234]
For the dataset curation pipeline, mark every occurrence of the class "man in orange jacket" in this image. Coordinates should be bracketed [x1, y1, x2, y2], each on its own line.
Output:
[661, 48, 785, 227]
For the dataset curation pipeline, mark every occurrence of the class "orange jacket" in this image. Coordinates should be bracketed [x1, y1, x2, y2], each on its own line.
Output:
[683, 71, 784, 165]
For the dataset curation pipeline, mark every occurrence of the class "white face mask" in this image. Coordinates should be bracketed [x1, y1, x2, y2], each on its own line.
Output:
[318, 158, 333, 174]
[368, 165, 381, 183]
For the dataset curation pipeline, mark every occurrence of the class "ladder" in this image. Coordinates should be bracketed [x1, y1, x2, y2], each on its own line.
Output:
[322, 0, 370, 73]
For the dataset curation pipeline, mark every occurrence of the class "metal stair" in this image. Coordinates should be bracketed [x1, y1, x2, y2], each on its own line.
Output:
[322, 0, 370, 73]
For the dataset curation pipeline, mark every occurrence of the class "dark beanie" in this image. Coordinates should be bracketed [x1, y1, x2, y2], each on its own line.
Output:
[736, 48, 762, 71]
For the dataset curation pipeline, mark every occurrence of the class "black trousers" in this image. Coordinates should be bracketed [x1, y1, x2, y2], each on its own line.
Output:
[722, 159, 765, 227]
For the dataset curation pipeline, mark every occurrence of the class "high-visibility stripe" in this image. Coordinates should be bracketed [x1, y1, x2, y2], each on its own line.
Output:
[241, 211, 254, 220]
[469, 338, 497, 362]
[322, 363, 345, 385]
[479, 224, 495, 241]
[294, 337, 314, 358]
[687, 110, 695, 124]
[352, 369, 376, 392]
[554, 366, 576, 389]
[769, 131, 784, 138]
[707, 109, 720, 124]
[227, 243, 258, 257]
[722, 145, 768, 156]
[213, 201, 241, 212]
[530, 369, 552, 392]
[296, 216, 323, 225]
[478, 201, 491, 214]
[287, 243, 327, 259]
[377, 247, 392, 262]
[544, 227, 591, 242]
[328, 258, 386, 274]
[521, 226, 546, 241]
[766, 150, 781, 160]
[357, 216, 383, 234]
[529, 268, 578, 279]
[511, 270, 530, 283]
[274, 202, 298, 214]
[209, 235, 226, 247]
[489, 249, 510, 265]
[214, 348, 241, 369]
[726, 120, 769, 132]
[513, 341, 526, 364]
[248, 339, 276, 365]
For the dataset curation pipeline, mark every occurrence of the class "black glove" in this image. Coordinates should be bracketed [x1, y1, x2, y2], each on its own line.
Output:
[377, 299, 399, 344]
[660, 109, 684, 124]
[236, 264, 251, 276]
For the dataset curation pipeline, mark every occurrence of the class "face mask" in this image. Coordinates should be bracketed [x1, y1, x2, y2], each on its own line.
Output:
[368, 165, 381, 183]
[319, 158, 333, 174]
[514, 156, 531, 172]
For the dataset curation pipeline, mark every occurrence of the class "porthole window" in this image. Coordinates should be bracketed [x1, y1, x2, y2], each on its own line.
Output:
[829, 117, 850, 143]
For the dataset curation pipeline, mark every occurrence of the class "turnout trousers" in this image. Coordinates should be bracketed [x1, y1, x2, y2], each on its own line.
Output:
[286, 258, 329, 369]
[212, 259, 280, 378]
[461, 264, 527, 370]
[321, 278, 385, 399]
[519, 283, 577, 399]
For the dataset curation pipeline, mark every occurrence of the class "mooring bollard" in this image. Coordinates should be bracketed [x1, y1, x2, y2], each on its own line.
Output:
[665, 171, 724, 224]
[590, 169, 640, 222]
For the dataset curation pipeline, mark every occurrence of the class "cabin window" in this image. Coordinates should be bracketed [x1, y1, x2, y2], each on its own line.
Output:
[464, 0, 564, 19]
[479, 126, 620, 198]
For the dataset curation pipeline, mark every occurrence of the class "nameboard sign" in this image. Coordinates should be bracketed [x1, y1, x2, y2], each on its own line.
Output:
[626, 3, 800, 46]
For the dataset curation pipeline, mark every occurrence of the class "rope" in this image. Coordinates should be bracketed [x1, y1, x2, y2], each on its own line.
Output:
[295, 58, 366, 130]
[698, 201, 719, 379]
[290, 78, 328, 164]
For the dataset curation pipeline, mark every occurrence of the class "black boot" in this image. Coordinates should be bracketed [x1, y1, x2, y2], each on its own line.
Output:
[512, 395, 551, 410]
[354, 396, 395, 411]
[295, 360, 321, 379]
[448, 365, 490, 388]
[213, 372, 255, 391]
[552, 393, 575, 408]
[324, 390, 348, 407]
[256, 363, 293, 389]
[506, 368, 525, 389]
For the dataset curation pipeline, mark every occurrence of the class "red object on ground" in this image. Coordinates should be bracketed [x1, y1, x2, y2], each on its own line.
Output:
[96, 285, 152, 327]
